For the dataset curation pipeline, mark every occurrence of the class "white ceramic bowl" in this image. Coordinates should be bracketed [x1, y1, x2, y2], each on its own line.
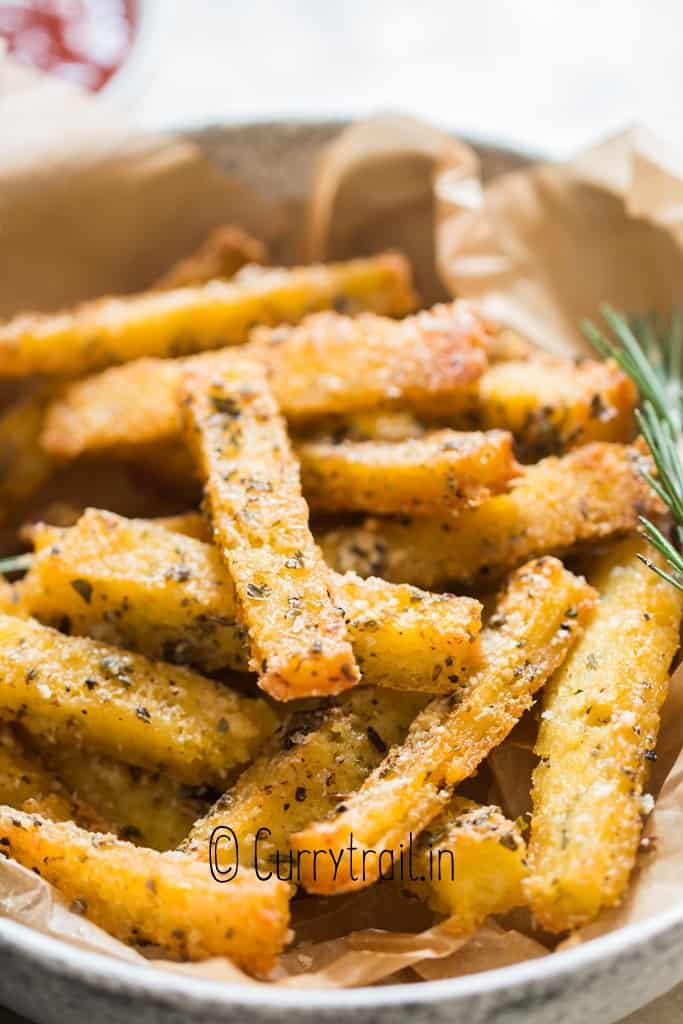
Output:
[0, 122, 680, 1024]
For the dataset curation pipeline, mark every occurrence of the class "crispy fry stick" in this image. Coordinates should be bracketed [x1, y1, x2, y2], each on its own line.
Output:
[30, 742, 212, 851]
[180, 359, 360, 701]
[0, 613, 276, 785]
[0, 389, 61, 525]
[0, 725, 97, 825]
[22, 512, 250, 673]
[432, 357, 636, 459]
[41, 300, 490, 459]
[154, 226, 267, 289]
[333, 571, 481, 694]
[291, 557, 596, 893]
[181, 687, 426, 874]
[247, 301, 489, 421]
[320, 443, 660, 589]
[0, 253, 416, 378]
[298, 430, 519, 516]
[0, 808, 290, 971]
[403, 798, 527, 931]
[525, 538, 683, 933]
[20, 509, 482, 691]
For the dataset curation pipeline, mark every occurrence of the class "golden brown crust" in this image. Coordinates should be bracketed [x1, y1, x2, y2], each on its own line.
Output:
[21, 510, 482, 692]
[298, 429, 519, 516]
[404, 798, 527, 931]
[525, 538, 683, 932]
[0, 725, 104, 828]
[0, 807, 290, 972]
[0, 613, 276, 785]
[41, 300, 489, 459]
[0, 253, 416, 378]
[320, 443, 662, 589]
[180, 359, 359, 700]
[291, 557, 596, 893]
[182, 687, 426, 874]
[31, 741, 211, 852]
[427, 357, 637, 459]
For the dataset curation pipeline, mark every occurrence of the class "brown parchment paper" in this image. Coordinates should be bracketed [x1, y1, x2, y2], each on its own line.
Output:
[437, 127, 683, 357]
[3, 51, 683, 989]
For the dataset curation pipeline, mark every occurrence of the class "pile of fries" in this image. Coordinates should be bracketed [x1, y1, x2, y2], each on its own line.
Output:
[0, 225, 679, 981]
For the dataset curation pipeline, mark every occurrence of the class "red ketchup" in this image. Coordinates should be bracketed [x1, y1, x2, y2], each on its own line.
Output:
[0, 1, 138, 92]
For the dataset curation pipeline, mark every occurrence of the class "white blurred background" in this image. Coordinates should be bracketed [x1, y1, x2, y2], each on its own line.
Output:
[1, 0, 682, 156]
[129, 0, 682, 156]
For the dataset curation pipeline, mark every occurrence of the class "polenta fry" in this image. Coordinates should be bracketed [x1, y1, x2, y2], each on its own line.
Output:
[22, 512, 250, 673]
[291, 557, 596, 893]
[20, 509, 482, 691]
[0, 807, 290, 972]
[180, 359, 360, 700]
[31, 742, 213, 851]
[0, 389, 61, 525]
[154, 226, 267, 290]
[403, 798, 527, 932]
[0, 253, 416, 378]
[0, 725, 96, 825]
[431, 357, 636, 459]
[525, 538, 683, 933]
[298, 430, 519, 516]
[182, 687, 426, 874]
[319, 443, 661, 588]
[0, 613, 277, 785]
[41, 299, 490, 459]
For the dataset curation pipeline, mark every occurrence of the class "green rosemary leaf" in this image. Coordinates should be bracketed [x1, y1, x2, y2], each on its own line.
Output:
[584, 307, 683, 590]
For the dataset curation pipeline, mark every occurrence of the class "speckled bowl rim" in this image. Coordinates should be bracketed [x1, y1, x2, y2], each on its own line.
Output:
[0, 895, 682, 1009]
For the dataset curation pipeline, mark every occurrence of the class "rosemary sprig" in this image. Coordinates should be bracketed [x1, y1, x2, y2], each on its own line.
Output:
[583, 304, 683, 590]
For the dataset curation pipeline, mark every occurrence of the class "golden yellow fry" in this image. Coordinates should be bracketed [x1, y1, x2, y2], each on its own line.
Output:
[33, 743, 212, 851]
[525, 538, 683, 933]
[0, 725, 89, 824]
[433, 357, 636, 458]
[182, 687, 426, 874]
[154, 225, 267, 289]
[333, 572, 481, 694]
[0, 389, 60, 525]
[298, 429, 519, 516]
[22, 511, 249, 673]
[403, 798, 527, 931]
[0, 613, 276, 785]
[41, 300, 489, 459]
[320, 443, 660, 589]
[180, 359, 360, 701]
[0, 808, 290, 971]
[21, 509, 482, 691]
[0, 253, 416, 379]
[248, 301, 489, 421]
[291, 557, 596, 893]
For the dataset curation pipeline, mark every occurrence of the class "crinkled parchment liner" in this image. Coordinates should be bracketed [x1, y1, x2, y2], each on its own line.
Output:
[2, 52, 683, 989]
